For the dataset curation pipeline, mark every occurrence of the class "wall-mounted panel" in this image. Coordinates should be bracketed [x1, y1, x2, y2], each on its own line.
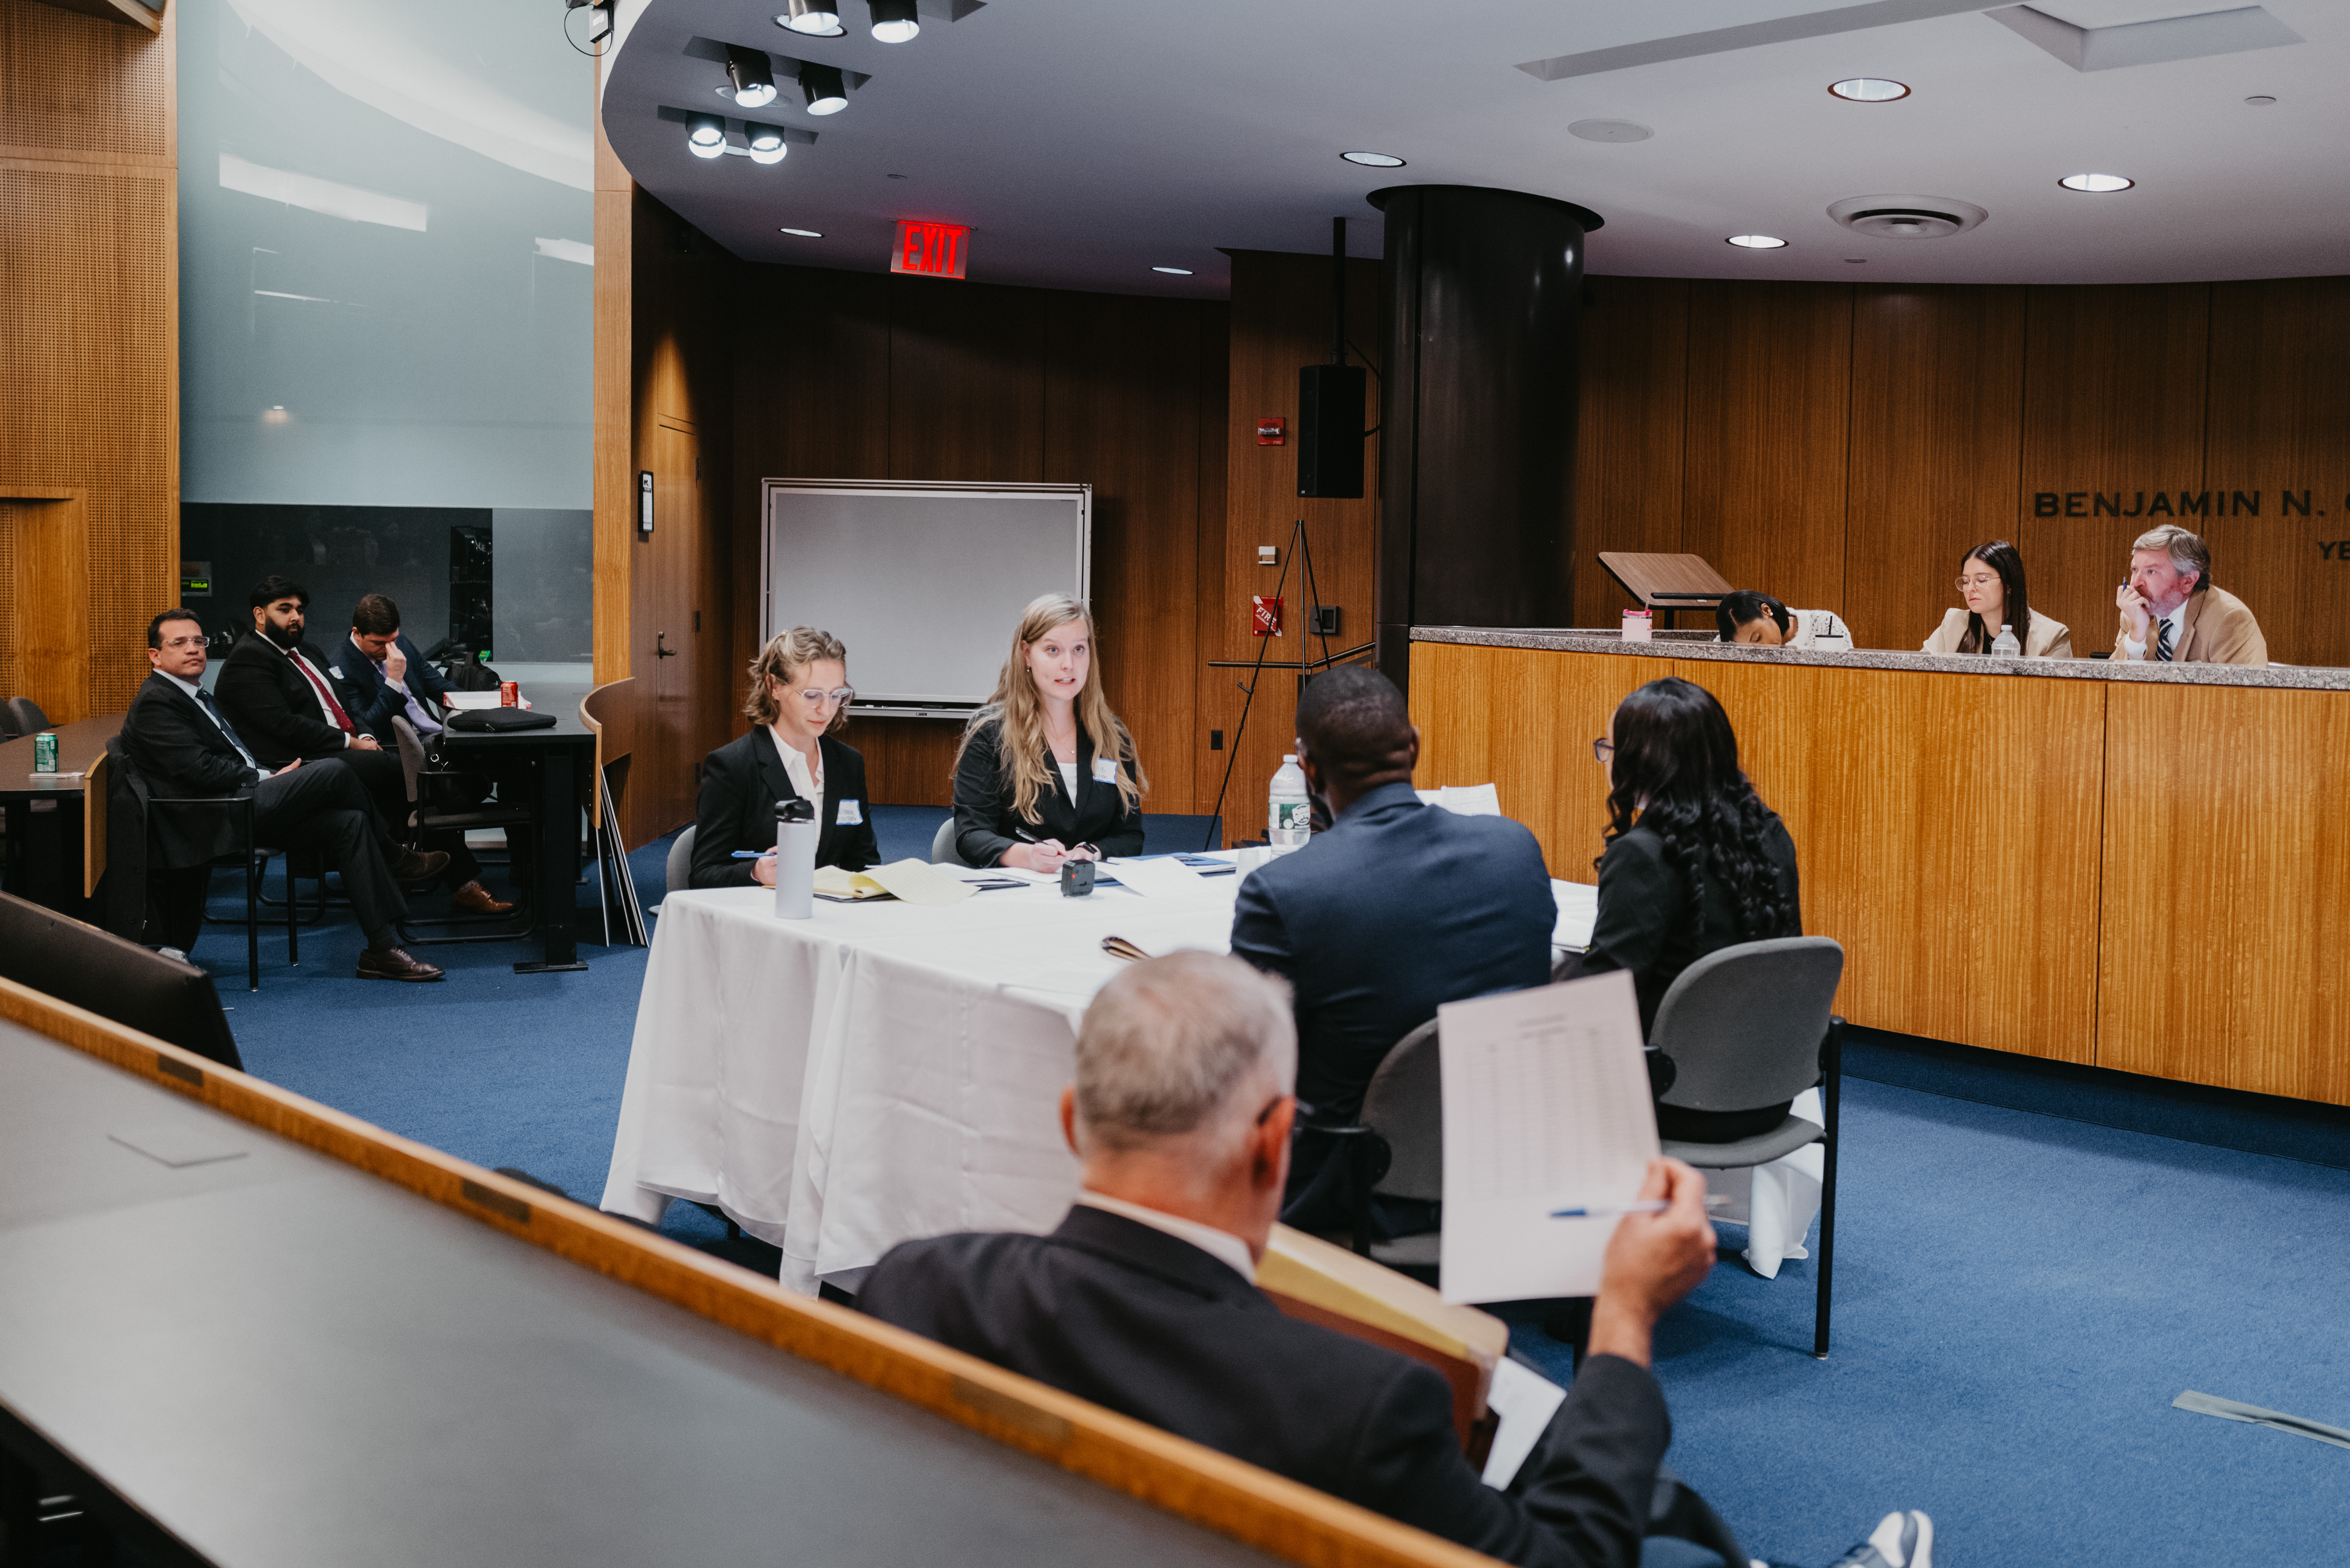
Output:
[1573, 277, 1688, 630]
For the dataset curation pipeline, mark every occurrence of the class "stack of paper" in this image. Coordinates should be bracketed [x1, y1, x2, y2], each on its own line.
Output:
[812, 859, 975, 906]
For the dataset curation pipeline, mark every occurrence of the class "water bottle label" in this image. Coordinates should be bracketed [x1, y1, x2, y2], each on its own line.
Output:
[1273, 801, 1309, 832]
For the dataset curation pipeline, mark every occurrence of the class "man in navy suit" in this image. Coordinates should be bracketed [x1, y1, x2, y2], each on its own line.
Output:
[1229, 665, 1556, 1227]
[860, 953, 1935, 1568]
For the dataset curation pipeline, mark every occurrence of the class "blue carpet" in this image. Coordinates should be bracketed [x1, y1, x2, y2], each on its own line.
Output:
[181, 842, 2350, 1568]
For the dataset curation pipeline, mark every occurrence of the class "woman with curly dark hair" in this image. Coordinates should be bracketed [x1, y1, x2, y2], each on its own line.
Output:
[1564, 676, 1802, 1140]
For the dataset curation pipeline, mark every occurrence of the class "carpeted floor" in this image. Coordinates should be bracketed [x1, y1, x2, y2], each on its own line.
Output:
[181, 818, 2350, 1568]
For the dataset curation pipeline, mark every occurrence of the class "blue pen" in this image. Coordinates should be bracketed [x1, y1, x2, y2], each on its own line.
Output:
[731, 850, 773, 859]
[1549, 1197, 1729, 1219]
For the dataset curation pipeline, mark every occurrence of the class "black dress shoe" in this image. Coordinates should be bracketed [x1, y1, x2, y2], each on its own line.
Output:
[357, 946, 445, 982]
[389, 848, 451, 883]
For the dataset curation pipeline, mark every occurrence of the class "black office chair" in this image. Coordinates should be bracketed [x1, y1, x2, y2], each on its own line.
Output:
[5, 697, 50, 737]
[388, 716, 534, 944]
[0, 889, 242, 1069]
[104, 736, 298, 992]
[0, 700, 19, 742]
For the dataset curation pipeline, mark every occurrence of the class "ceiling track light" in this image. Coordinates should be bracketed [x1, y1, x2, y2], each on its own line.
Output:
[726, 46, 777, 108]
[686, 111, 728, 158]
[868, 0, 919, 44]
[744, 123, 789, 164]
[776, 0, 844, 35]
[800, 61, 848, 115]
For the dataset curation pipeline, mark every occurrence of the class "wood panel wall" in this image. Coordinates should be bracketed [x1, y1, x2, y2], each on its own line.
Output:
[1576, 274, 2350, 667]
[0, 0, 176, 723]
[729, 268, 1232, 818]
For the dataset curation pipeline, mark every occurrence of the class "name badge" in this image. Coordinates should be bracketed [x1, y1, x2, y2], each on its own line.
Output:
[1092, 757, 1118, 784]
[836, 799, 862, 826]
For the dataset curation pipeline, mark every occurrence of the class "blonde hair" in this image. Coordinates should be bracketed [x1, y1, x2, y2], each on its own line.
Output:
[744, 627, 849, 730]
[956, 594, 1147, 822]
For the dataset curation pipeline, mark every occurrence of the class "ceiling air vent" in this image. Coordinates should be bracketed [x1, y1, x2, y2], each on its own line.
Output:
[1828, 194, 1988, 239]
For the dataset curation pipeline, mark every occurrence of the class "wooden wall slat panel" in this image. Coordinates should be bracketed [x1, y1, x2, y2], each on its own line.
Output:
[889, 278, 1046, 484]
[1845, 286, 2027, 653]
[1193, 302, 1232, 835]
[2202, 276, 2350, 669]
[1687, 660, 2104, 1063]
[1407, 640, 1670, 880]
[1046, 293, 1205, 815]
[1573, 278, 1688, 629]
[2012, 283, 2210, 661]
[2100, 683, 2350, 1102]
[1681, 282, 1851, 618]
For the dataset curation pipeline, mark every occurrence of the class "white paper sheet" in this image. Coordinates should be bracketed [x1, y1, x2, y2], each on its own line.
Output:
[1436, 783, 1502, 817]
[1104, 856, 1211, 900]
[1480, 1357, 1569, 1489]
[1437, 970, 1659, 1304]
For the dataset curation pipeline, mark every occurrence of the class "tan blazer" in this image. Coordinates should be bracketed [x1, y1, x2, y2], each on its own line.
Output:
[2110, 586, 2267, 666]
[1922, 608, 2073, 659]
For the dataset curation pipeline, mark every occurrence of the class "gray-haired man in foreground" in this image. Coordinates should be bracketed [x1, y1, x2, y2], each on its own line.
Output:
[859, 951, 1933, 1568]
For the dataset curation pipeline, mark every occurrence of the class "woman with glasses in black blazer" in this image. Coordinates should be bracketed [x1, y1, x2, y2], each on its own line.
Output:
[689, 627, 880, 888]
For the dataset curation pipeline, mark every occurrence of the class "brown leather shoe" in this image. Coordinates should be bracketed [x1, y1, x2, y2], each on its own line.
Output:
[357, 946, 445, 982]
[450, 879, 516, 916]
[390, 848, 451, 883]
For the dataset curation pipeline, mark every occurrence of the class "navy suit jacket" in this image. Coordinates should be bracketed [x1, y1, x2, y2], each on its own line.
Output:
[861, 1206, 1688, 1568]
[1230, 780, 1556, 1128]
[328, 632, 451, 744]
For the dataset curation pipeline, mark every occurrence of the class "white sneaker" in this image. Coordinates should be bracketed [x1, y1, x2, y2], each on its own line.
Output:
[1826, 1511, 1933, 1568]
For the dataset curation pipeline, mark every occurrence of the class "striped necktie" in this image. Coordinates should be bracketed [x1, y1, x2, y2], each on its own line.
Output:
[2154, 618, 2174, 663]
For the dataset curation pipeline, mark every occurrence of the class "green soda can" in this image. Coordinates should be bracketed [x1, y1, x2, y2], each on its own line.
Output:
[33, 732, 58, 773]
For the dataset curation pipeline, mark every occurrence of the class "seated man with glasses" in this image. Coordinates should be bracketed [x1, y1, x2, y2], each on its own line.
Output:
[687, 627, 878, 888]
[122, 608, 450, 981]
[1228, 665, 1554, 1233]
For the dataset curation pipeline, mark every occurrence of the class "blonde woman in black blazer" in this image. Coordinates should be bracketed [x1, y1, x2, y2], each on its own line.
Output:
[689, 628, 879, 888]
[952, 594, 1145, 870]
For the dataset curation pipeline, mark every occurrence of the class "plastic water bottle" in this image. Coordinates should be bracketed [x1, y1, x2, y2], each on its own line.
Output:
[1991, 623, 2021, 658]
[772, 798, 816, 919]
[1268, 755, 1311, 853]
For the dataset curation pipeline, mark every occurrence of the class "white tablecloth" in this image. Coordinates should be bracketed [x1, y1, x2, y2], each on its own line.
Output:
[601, 862, 1600, 1296]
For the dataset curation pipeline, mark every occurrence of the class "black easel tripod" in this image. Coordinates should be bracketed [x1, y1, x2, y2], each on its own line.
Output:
[1202, 516, 1375, 851]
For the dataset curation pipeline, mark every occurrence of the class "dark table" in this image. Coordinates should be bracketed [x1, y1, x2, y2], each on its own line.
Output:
[0, 1017, 1276, 1568]
[437, 687, 598, 973]
[0, 713, 121, 916]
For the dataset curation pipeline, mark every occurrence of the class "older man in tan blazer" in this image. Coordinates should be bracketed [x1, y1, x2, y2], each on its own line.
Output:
[2112, 525, 2267, 666]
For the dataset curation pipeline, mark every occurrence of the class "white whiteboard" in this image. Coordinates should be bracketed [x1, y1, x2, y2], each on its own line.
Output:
[761, 480, 1091, 709]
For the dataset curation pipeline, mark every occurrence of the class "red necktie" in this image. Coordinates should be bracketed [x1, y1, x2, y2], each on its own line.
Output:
[289, 651, 355, 733]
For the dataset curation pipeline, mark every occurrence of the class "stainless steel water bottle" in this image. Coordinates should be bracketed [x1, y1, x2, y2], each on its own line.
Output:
[774, 798, 816, 919]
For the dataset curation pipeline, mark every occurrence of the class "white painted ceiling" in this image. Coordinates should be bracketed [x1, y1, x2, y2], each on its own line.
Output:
[600, 0, 2350, 295]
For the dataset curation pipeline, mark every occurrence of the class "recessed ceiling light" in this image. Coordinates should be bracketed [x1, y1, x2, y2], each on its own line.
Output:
[1340, 151, 1406, 168]
[1726, 234, 1787, 249]
[780, 227, 823, 237]
[1568, 119, 1652, 143]
[2058, 173, 2133, 192]
[2245, 95, 2276, 105]
[1152, 266, 1192, 275]
[1828, 78, 1909, 102]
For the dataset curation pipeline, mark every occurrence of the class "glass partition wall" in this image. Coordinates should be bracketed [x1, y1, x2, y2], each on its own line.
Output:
[178, 0, 594, 679]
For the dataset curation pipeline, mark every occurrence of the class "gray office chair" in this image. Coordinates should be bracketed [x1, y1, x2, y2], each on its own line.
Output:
[0, 700, 18, 742]
[5, 697, 49, 737]
[665, 823, 698, 895]
[1648, 935, 1846, 1358]
[1357, 1017, 1442, 1268]
[930, 817, 967, 867]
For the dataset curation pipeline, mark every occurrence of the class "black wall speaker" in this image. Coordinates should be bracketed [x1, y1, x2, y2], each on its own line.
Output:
[1296, 363, 1367, 499]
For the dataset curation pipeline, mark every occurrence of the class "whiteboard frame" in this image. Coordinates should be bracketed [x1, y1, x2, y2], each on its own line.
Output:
[759, 478, 1092, 716]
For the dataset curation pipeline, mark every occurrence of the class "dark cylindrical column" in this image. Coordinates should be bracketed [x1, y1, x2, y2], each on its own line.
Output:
[1372, 185, 1600, 692]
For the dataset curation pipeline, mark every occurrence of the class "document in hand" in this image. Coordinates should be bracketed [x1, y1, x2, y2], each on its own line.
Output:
[1436, 969, 1659, 1304]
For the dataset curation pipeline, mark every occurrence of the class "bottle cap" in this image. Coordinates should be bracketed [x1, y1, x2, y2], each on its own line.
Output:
[1281, 754, 1296, 763]
[775, 798, 815, 823]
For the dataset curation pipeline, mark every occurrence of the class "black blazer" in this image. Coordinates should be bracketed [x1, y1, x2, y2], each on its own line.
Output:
[861, 1206, 1688, 1568]
[951, 715, 1143, 866]
[1230, 781, 1555, 1129]
[213, 632, 354, 767]
[119, 674, 266, 867]
[327, 632, 450, 744]
[1564, 814, 1802, 1040]
[689, 728, 878, 887]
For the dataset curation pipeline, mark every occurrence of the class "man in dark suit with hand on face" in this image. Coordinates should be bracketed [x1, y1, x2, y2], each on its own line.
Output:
[122, 609, 448, 981]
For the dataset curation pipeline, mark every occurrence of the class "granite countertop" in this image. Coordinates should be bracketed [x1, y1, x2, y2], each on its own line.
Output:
[1409, 626, 2350, 692]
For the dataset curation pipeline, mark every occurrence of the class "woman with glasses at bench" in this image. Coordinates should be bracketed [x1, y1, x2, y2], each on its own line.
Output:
[1921, 539, 2072, 659]
[689, 627, 879, 889]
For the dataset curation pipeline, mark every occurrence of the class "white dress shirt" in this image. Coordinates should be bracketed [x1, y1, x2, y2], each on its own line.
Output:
[157, 670, 265, 782]
[1074, 1190, 1256, 1283]
[767, 726, 824, 824]
[2123, 601, 2188, 661]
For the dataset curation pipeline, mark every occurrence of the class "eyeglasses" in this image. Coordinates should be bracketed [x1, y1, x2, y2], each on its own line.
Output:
[1955, 574, 2000, 591]
[157, 635, 206, 651]
[1592, 736, 1615, 763]
[795, 686, 854, 707]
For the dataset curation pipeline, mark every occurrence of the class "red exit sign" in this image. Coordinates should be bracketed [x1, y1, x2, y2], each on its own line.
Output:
[891, 219, 969, 279]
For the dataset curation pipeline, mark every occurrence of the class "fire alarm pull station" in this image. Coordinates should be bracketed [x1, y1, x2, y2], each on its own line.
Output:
[1253, 596, 1283, 637]
[1256, 416, 1286, 446]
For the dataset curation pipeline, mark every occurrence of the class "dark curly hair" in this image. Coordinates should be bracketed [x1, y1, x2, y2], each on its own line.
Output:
[1599, 678, 1795, 945]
